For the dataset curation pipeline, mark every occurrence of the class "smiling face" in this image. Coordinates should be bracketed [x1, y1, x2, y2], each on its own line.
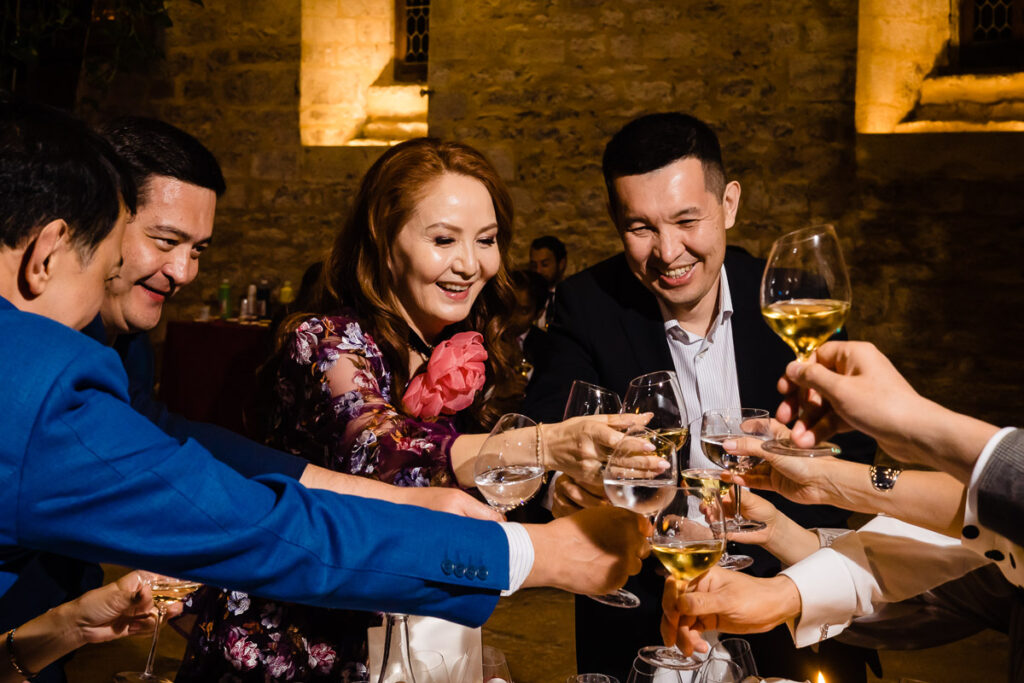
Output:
[389, 172, 501, 343]
[613, 156, 740, 332]
[101, 176, 216, 334]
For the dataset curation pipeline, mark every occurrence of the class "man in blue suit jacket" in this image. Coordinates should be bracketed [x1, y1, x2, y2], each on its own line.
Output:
[0, 98, 647, 680]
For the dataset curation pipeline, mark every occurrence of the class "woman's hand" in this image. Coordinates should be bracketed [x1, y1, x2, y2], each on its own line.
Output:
[719, 488, 781, 548]
[542, 413, 650, 486]
[550, 474, 609, 518]
[69, 571, 177, 645]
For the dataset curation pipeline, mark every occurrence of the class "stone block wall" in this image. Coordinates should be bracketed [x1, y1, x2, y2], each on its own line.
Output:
[86, 0, 1024, 426]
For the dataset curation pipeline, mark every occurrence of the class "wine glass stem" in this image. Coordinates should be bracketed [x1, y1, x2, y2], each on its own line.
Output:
[732, 483, 744, 523]
[142, 606, 167, 677]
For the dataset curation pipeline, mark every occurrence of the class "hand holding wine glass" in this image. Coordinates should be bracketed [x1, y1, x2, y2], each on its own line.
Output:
[622, 372, 690, 465]
[760, 224, 850, 457]
[638, 486, 726, 670]
[701, 408, 771, 534]
[474, 413, 545, 513]
[113, 575, 201, 683]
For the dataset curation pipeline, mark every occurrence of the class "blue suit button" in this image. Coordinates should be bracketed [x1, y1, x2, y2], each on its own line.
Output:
[476, 567, 488, 580]
[441, 560, 454, 575]
[453, 564, 466, 578]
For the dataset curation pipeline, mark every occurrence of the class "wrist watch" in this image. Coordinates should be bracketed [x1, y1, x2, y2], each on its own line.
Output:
[869, 464, 903, 492]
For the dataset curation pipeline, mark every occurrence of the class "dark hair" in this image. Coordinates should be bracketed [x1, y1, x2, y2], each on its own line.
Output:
[101, 117, 226, 203]
[602, 112, 727, 217]
[0, 96, 136, 257]
[287, 137, 523, 429]
[510, 269, 549, 314]
[530, 235, 567, 262]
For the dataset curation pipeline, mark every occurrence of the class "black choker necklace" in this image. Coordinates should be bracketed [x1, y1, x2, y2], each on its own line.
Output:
[408, 331, 435, 358]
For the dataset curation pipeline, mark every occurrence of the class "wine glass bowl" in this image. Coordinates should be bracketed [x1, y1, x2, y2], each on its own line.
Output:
[563, 380, 623, 420]
[621, 371, 690, 471]
[603, 427, 678, 519]
[638, 486, 726, 670]
[760, 224, 850, 457]
[700, 408, 770, 534]
[473, 413, 545, 513]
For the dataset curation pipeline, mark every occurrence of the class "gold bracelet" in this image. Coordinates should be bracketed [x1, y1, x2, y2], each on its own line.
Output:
[535, 423, 545, 469]
[5, 627, 36, 679]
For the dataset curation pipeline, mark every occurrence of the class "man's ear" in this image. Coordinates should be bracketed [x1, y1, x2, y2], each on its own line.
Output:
[21, 219, 70, 297]
[722, 181, 742, 230]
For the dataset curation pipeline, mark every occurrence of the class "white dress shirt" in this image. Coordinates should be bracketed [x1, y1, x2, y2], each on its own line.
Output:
[662, 265, 741, 469]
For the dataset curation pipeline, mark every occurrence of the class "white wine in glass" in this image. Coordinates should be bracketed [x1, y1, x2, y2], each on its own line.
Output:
[114, 576, 201, 683]
[760, 224, 851, 457]
[474, 413, 545, 513]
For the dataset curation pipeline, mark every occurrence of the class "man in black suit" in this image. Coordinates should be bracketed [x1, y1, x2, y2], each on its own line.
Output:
[523, 113, 877, 682]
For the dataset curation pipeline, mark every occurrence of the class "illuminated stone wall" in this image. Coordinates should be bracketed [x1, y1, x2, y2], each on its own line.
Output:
[87, 0, 1024, 426]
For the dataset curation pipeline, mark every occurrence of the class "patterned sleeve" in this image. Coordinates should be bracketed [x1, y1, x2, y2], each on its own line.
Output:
[272, 314, 458, 488]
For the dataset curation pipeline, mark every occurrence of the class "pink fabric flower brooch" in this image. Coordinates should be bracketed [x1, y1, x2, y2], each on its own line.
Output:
[404, 331, 488, 418]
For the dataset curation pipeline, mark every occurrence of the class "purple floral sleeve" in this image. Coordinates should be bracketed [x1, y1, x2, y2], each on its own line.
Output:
[269, 313, 458, 487]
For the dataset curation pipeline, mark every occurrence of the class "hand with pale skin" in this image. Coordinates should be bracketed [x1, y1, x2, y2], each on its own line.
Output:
[661, 568, 801, 655]
[776, 341, 999, 483]
[550, 473, 609, 518]
[2, 571, 177, 683]
[718, 488, 820, 566]
[723, 422, 967, 538]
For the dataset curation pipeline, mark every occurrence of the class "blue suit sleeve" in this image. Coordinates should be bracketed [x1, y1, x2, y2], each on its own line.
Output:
[117, 331, 307, 480]
[8, 344, 507, 627]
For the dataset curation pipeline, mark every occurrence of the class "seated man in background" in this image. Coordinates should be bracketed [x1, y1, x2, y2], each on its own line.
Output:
[529, 234, 567, 329]
[0, 97, 647, 681]
[509, 268, 551, 379]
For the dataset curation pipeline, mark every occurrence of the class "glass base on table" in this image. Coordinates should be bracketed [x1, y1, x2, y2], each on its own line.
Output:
[718, 553, 754, 571]
[637, 645, 705, 670]
[762, 437, 840, 457]
[587, 588, 640, 608]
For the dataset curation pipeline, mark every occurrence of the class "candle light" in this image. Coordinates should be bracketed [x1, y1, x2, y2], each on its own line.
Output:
[817, 672, 826, 683]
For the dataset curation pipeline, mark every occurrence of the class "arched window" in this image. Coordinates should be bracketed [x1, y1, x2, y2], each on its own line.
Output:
[954, 0, 1024, 71]
[394, 0, 429, 82]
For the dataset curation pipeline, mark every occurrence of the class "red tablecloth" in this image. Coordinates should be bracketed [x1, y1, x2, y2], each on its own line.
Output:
[158, 320, 272, 435]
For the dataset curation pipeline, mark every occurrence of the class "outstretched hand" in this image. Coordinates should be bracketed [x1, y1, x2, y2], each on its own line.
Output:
[543, 412, 652, 486]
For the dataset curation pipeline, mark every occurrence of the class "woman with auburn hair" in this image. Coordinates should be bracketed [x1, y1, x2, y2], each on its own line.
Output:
[176, 138, 641, 682]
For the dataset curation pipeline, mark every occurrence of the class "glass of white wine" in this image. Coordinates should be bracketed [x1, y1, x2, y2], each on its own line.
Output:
[701, 408, 771, 534]
[760, 224, 851, 457]
[113, 575, 201, 683]
[603, 426, 678, 523]
[680, 468, 750, 571]
[638, 486, 726, 670]
[473, 413, 545, 513]
[622, 371, 691, 466]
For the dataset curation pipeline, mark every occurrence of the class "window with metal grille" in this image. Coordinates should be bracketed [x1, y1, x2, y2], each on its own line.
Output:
[953, 0, 1024, 71]
[394, 0, 429, 81]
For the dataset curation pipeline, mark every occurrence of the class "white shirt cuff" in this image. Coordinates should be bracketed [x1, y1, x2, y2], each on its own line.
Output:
[542, 471, 562, 511]
[498, 522, 534, 596]
[966, 426, 1014, 521]
[780, 548, 857, 648]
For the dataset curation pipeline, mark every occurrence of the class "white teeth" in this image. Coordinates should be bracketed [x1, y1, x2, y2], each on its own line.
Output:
[438, 283, 469, 292]
[664, 264, 695, 278]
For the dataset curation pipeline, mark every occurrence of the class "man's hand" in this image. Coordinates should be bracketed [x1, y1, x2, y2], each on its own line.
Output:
[776, 341, 998, 481]
[661, 569, 802, 655]
[550, 474, 609, 518]
[523, 507, 650, 595]
[394, 486, 505, 521]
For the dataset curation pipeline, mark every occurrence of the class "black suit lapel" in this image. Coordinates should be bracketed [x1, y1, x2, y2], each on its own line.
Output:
[611, 261, 674, 393]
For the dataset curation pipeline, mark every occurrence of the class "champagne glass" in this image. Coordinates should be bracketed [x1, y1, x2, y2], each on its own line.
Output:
[680, 468, 751, 571]
[638, 486, 726, 670]
[760, 224, 851, 456]
[113, 575, 201, 683]
[474, 413, 545, 513]
[622, 371, 690, 467]
[563, 381, 638, 608]
[701, 408, 771, 533]
[564, 380, 623, 420]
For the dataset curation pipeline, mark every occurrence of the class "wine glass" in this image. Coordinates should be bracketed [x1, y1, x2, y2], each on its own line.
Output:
[700, 408, 771, 534]
[564, 380, 623, 420]
[603, 426, 678, 523]
[113, 575, 201, 683]
[412, 651, 451, 683]
[708, 638, 758, 679]
[567, 676, 619, 683]
[638, 486, 726, 670]
[474, 413, 545, 513]
[563, 381, 638, 608]
[622, 371, 690, 467]
[760, 224, 851, 456]
[680, 467, 751, 571]
[696, 658, 743, 683]
[481, 645, 512, 683]
[626, 657, 683, 683]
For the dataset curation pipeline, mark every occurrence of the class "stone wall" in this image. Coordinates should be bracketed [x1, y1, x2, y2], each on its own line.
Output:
[87, 0, 1024, 426]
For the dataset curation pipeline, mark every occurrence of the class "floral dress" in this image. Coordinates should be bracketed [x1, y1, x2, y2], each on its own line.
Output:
[175, 313, 462, 682]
